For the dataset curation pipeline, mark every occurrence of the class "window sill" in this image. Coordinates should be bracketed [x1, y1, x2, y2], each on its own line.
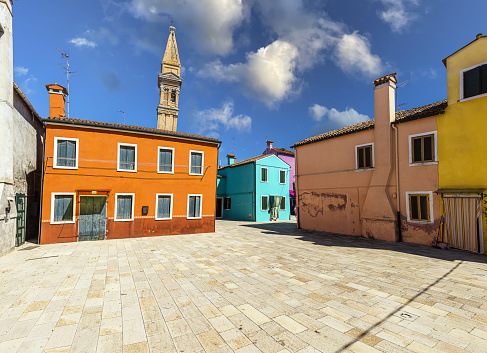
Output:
[355, 168, 374, 172]
[407, 219, 433, 225]
[409, 161, 438, 167]
[50, 220, 75, 225]
[261, 181, 268, 183]
[157, 171, 174, 174]
[155, 217, 172, 221]
[460, 92, 487, 102]
[117, 169, 137, 173]
[189, 173, 203, 176]
[53, 165, 78, 170]
[187, 216, 202, 220]
[114, 218, 134, 222]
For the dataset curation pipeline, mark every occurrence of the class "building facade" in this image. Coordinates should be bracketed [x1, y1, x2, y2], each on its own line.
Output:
[216, 154, 290, 222]
[262, 140, 296, 214]
[1, 1, 44, 255]
[438, 34, 487, 254]
[293, 73, 446, 246]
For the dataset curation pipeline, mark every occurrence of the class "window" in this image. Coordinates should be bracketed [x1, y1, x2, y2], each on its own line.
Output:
[409, 132, 437, 165]
[261, 167, 268, 183]
[356, 144, 373, 170]
[156, 194, 172, 220]
[279, 170, 286, 184]
[461, 62, 487, 100]
[224, 197, 231, 210]
[51, 193, 75, 224]
[189, 151, 204, 175]
[171, 91, 176, 103]
[261, 195, 269, 211]
[280, 196, 286, 211]
[158, 147, 174, 173]
[115, 193, 134, 221]
[187, 194, 202, 219]
[118, 143, 137, 172]
[406, 192, 433, 223]
[54, 137, 78, 169]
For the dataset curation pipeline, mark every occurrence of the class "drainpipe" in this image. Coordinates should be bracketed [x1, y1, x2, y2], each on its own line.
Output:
[392, 123, 401, 242]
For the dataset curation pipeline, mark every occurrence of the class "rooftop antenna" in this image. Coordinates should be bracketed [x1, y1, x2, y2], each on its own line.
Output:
[395, 78, 410, 111]
[118, 110, 126, 125]
[232, 137, 235, 154]
[57, 48, 75, 118]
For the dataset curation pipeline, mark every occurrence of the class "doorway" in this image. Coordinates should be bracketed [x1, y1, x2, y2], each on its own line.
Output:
[78, 196, 107, 241]
[216, 197, 223, 218]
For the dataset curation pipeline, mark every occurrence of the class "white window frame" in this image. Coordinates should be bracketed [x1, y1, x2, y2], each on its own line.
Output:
[114, 193, 135, 222]
[279, 170, 286, 184]
[157, 146, 175, 174]
[189, 150, 204, 176]
[53, 137, 79, 169]
[117, 143, 137, 172]
[280, 196, 287, 211]
[187, 194, 203, 219]
[155, 193, 173, 221]
[355, 143, 374, 171]
[261, 167, 268, 183]
[261, 195, 269, 211]
[224, 197, 231, 210]
[50, 192, 76, 224]
[408, 131, 438, 166]
[405, 191, 434, 224]
[459, 60, 487, 102]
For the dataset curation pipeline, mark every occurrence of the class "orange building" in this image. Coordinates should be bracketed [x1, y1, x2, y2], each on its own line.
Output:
[40, 26, 221, 244]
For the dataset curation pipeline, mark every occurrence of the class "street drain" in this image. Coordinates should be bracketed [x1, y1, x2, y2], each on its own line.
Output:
[396, 311, 418, 321]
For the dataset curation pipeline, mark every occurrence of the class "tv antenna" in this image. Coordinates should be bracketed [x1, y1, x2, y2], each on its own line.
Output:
[395, 78, 410, 111]
[118, 110, 126, 125]
[57, 48, 75, 118]
[232, 137, 235, 154]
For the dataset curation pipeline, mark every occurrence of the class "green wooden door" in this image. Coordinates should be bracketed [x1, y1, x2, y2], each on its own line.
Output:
[78, 196, 107, 241]
[15, 193, 26, 246]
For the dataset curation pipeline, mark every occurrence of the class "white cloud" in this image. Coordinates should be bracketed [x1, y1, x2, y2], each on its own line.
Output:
[378, 0, 419, 32]
[69, 37, 97, 48]
[14, 66, 29, 77]
[334, 31, 382, 77]
[194, 101, 251, 138]
[309, 104, 329, 122]
[18, 76, 38, 95]
[129, 0, 247, 56]
[310, 104, 370, 131]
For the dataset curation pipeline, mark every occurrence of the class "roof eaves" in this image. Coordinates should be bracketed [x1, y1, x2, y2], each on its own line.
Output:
[13, 82, 42, 121]
[442, 34, 487, 67]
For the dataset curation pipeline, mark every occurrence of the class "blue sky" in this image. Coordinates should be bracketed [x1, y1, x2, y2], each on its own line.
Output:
[12, 0, 486, 162]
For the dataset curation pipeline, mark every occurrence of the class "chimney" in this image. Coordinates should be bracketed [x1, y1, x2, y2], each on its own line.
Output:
[226, 154, 236, 166]
[266, 140, 273, 153]
[45, 83, 68, 118]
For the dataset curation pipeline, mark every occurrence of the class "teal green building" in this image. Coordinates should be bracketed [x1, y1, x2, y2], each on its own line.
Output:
[216, 154, 290, 222]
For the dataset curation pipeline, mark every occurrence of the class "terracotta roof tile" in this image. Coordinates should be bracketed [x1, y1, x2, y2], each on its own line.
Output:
[43, 116, 221, 144]
[218, 154, 270, 170]
[292, 100, 447, 148]
[271, 147, 295, 156]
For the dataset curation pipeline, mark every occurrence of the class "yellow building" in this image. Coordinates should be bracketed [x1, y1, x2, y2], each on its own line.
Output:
[438, 33, 487, 254]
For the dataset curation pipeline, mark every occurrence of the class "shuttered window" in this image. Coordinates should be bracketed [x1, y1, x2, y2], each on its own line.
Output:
[411, 134, 435, 163]
[261, 195, 268, 211]
[408, 194, 430, 222]
[158, 148, 173, 173]
[190, 152, 203, 175]
[55, 139, 77, 168]
[224, 197, 231, 210]
[261, 167, 268, 182]
[52, 194, 74, 222]
[156, 195, 172, 219]
[279, 170, 286, 184]
[116, 195, 133, 220]
[356, 145, 373, 169]
[119, 144, 136, 171]
[280, 196, 286, 210]
[188, 195, 202, 218]
[463, 63, 487, 99]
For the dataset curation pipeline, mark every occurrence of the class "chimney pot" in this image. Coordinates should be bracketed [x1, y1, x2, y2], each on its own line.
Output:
[45, 83, 68, 118]
[226, 154, 236, 166]
[476, 33, 483, 39]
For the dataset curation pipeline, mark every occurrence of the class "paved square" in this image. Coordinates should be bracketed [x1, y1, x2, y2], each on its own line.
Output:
[0, 220, 486, 352]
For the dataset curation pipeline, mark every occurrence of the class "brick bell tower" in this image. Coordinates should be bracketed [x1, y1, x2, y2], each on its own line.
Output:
[157, 26, 183, 132]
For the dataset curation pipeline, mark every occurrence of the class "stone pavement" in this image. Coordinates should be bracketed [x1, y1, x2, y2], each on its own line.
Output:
[0, 220, 486, 353]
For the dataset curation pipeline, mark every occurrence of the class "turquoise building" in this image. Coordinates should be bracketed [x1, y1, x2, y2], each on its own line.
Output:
[216, 154, 290, 222]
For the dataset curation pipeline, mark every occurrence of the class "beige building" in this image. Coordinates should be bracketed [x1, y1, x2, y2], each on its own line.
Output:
[293, 73, 447, 246]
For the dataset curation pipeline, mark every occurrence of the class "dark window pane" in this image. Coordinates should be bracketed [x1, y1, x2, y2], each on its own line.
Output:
[280, 197, 286, 210]
[481, 64, 487, 94]
[410, 195, 419, 220]
[54, 195, 73, 222]
[120, 146, 135, 170]
[413, 138, 422, 163]
[191, 153, 202, 174]
[280, 170, 286, 183]
[262, 196, 268, 210]
[171, 91, 176, 103]
[57, 140, 76, 167]
[188, 196, 195, 217]
[117, 195, 132, 219]
[423, 136, 433, 161]
[464, 66, 481, 99]
[188, 196, 200, 217]
[365, 146, 372, 168]
[358, 148, 364, 168]
[157, 196, 171, 218]
[420, 195, 429, 220]
[261, 168, 267, 182]
[159, 149, 173, 172]
[224, 197, 231, 210]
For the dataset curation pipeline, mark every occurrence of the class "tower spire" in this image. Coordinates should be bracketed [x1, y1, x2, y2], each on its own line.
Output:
[157, 26, 183, 131]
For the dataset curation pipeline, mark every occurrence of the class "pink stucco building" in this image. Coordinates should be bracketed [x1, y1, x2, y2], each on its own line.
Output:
[292, 73, 447, 246]
[263, 140, 296, 214]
